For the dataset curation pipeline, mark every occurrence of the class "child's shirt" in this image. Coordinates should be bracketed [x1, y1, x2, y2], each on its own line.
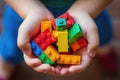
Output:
[41, 0, 76, 8]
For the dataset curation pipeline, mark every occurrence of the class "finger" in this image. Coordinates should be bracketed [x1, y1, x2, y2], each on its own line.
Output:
[24, 53, 55, 74]
[50, 67, 56, 75]
[24, 53, 53, 73]
[45, 12, 54, 20]
[46, 66, 61, 75]
[60, 68, 69, 76]
[68, 51, 91, 73]
[24, 54, 41, 67]
[86, 21, 99, 57]
[33, 64, 52, 73]
[54, 66, 61, 75]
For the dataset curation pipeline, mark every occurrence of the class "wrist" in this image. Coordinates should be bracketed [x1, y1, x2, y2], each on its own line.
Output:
[68, 0, 112, 19]
[5, 0, 48, 19]
[68, 10, 91, 21]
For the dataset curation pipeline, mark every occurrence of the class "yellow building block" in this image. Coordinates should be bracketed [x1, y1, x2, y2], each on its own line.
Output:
[44, 45, 60, 62]
[41, 21, 52, 33]
[57, 54, 81, 65]
[57, 30, 69, 52]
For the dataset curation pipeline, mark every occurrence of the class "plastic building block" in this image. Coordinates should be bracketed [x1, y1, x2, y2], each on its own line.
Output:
[31, 41, 43, 57]
[44, 45, 60, 62]
[41, 21, 52, 33]
[68, 23, 82, 44]
[57, 55, 81, 65]
[59, 12, 75, 28]
[34, 29, 56, 50]
[52, 12, 75, 30]
[39, 52, 54, 65]
[77, 37, 88, 49]
[57, 30, 69, 52]
[70, 41, 81, 52]
[52, 31, 58, 41]
[70, 37, 88, 51]
[56, 18, 66, 31]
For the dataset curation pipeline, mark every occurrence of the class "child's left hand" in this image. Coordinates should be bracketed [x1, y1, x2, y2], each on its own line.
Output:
[55, 10, 99, 76]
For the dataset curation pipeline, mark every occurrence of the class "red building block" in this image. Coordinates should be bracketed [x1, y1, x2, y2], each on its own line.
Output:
[77, 37, 88, 49]
[70, 37, 88, 52]
[59, 12, 75, 28]
[34, 29, 56, 50]
[52, 12, 75, 30]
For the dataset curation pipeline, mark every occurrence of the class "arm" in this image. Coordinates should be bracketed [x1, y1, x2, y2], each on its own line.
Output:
[4, 0, 47, 19]
[69, 0, 112, 18]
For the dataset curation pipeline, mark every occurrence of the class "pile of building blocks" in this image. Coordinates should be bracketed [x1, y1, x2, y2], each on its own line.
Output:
[30, 12, 88, 66]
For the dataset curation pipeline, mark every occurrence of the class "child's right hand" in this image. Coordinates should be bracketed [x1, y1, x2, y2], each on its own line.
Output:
[17, 4, 60, 75]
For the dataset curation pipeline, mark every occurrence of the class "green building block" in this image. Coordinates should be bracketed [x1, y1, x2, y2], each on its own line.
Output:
[68, 23, 82, 44]
[56, 18, 66, 31]
[38, 52, 54, 65]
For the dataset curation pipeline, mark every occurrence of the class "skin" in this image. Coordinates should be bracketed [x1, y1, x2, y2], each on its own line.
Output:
[5, 0, 113, 76]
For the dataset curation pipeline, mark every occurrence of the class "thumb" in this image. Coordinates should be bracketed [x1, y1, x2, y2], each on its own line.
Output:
[86, 19, 99, 57]
[75, 13, 99, 57]
[17, 13, 42, 56]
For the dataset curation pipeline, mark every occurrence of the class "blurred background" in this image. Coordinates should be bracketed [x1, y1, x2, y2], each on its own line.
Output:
[0, 0, 120, 80]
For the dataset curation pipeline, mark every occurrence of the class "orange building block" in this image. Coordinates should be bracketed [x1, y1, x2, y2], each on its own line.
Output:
[77, 37, 88, 49]
[70, 41, 81, 52]
[57, 55, 81, 65]
[44, 45, 60, 63]
[41, 21, 52, 32]
[70, 37, 88, 52]
[52, 31, 58, 41]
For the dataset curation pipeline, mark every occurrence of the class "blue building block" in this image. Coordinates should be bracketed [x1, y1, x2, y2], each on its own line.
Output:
[56, 18, 66, 31]
[31, 41, 43, 57]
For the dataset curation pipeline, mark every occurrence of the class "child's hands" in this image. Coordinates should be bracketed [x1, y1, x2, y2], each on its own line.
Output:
[18, 9, 99, 76]
[56, 11, 99, 76]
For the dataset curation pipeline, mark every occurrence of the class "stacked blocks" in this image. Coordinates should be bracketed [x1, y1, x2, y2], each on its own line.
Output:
[31, 12, 88, 66]
[56, 18, 66, 31]
[58, 12, 75, 28]
[52, 12, 75, 30]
